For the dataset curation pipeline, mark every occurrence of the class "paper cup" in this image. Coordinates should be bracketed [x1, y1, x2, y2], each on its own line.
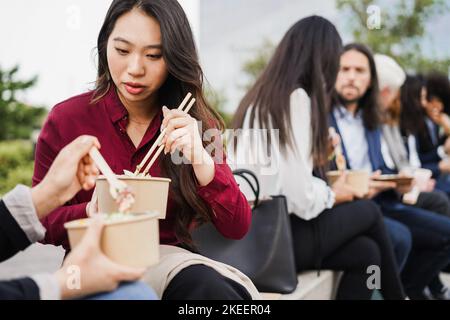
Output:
[326, 170, 370, 196]
[96, 175, 171, 219]
[413, 168, 432, 191]
[64, 212, 160, 268]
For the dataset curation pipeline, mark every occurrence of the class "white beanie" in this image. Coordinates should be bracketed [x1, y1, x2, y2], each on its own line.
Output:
[374, 54, 406, 91]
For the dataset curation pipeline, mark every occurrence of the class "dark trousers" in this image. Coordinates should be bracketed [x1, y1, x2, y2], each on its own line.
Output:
[290, 200, 405, 300]
[380, 199, 450, 299]
[414, 190, 450, 293]
[383, 217, 412, 271]
[162, 264, 252, 300]
[416, 190, 450, 216]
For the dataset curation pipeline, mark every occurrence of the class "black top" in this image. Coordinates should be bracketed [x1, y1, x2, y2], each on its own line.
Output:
[0, 200, 40, 299]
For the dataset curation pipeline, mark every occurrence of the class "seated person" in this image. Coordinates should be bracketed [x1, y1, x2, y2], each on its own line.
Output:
[0, 135, 157, 300]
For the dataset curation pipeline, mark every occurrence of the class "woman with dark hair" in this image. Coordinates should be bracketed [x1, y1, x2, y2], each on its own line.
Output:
[398, 75, 450, 299]
[399, 75, 428, 139]
[401, 73, 450, 196]
[32, 0, 253, 300]
[231, 16, 405, 299]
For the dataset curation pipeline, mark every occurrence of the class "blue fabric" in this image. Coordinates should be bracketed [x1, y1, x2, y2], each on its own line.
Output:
[383, 217, 412, 271]
[329, 112, 395, 174]
[332, 107, 372, 171]
[417, 117, 445, 178]
[84, 281, 158, 300]
[380, 201, 450, 293]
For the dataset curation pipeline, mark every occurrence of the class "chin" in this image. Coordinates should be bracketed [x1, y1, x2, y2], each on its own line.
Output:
[343, 94, 357, 101]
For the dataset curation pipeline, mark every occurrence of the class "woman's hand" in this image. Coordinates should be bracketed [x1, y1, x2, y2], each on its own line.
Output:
[331, 172, 366, 205]
[31, 135, 100, 219]
[424, 178, 436, 192]
[439, 159, 450, 174]
[327, 128, 341, 159]
[161, 106, 215, 186]
[438, 113, 450, 136]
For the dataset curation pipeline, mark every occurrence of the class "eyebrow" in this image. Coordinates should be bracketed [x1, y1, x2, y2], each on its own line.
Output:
[113, 37, 162, 49]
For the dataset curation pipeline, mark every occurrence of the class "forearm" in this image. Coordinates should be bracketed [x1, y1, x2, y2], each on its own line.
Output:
[197, 163, 252, 239]
[192, 149, 215, 186]
[31, 183, 62, 220]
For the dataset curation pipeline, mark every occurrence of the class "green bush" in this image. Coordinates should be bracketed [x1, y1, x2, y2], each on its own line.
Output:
[0, 140, 34, 197]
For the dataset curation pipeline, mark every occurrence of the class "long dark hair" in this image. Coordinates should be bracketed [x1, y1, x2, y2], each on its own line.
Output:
[426, 71, 450, 115]
[399, 75, 427, 137]
[332, 43, 381, 130]
[233, 16, 342, 168]
[93, 0, 225, 246]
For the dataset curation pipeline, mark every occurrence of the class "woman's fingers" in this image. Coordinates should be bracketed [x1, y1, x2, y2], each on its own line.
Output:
[164, 127, 189, 153]
[170, 135, 190, 154]
[161, 106, 193, 129]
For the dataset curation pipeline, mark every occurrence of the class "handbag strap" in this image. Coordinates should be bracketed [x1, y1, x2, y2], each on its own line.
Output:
[233, 169, 260, 207]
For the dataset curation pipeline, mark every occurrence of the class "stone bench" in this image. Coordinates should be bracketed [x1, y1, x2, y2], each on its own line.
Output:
[261, 271, 342, 300]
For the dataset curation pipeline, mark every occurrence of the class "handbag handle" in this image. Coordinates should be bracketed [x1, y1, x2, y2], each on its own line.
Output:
[233, 169, 260, 207]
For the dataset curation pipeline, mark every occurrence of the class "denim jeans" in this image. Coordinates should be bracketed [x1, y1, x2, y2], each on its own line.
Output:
[383, 217, 412, 271]
[84, 281, 158, 300]
[380, 200, 450, 297]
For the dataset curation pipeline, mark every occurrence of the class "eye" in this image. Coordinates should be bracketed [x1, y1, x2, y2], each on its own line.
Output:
[146, 54, 163, 60]
[115, 48, 129, 55]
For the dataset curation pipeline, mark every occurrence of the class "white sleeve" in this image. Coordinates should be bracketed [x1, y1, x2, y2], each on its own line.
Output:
[407, 135, 422, 168]
[2, 185, 46, 243]
[380, 135, 396, 170]
[30, 274, 61, 300]
[279, 89, 334, 220]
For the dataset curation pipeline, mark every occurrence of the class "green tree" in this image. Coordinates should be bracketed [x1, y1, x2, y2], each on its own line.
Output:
[204, 85, 232, 127]
[241, 39, 275, 89]
[0, 65, 47, 140]
[0, 140, 34, 196]
[336, 0, 450, 73]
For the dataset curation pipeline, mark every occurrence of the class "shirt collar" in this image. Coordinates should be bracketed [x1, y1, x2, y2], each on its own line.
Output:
[102, 84, 164, 148]
[334, 105, 362, 121]
[103, 84, 129, 123]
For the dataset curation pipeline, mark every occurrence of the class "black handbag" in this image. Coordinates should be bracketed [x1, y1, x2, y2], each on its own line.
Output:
[191, 169, 298, 294]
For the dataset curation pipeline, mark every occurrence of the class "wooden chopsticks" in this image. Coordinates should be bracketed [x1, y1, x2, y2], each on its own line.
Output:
[133, 93, 196, 176]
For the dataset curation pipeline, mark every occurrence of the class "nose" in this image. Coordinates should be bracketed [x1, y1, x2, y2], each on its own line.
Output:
[347, 69, 357, 81]
[127, 54, 145, 78]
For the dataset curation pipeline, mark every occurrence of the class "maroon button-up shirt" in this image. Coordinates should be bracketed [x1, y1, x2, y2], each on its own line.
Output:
[33, 86, 251, 250]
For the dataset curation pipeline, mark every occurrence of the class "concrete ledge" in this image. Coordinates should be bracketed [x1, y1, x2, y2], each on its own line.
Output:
[261, 270, 342, 300]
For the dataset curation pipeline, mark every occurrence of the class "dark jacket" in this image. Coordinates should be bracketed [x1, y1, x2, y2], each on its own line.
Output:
[0, 200, 40, 299]
[416, 118, 446, 178]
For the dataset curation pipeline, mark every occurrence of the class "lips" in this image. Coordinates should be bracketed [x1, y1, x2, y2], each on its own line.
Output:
[124, 82, 146, 95]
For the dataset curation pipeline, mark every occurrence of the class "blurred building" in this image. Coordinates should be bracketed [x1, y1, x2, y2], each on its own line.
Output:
[198, 0, 338, 113]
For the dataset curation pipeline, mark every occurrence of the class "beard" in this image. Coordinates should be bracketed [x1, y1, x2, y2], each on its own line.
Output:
[337, 85, 364, 106]
[339, 96, 360, 105]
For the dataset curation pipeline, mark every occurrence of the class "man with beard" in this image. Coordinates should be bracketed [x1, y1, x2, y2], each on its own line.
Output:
[331, 43, 450, 300]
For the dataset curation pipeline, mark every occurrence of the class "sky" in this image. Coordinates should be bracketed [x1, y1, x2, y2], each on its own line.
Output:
[0, 0, 199, 108]
[0, 0, 449, 112]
